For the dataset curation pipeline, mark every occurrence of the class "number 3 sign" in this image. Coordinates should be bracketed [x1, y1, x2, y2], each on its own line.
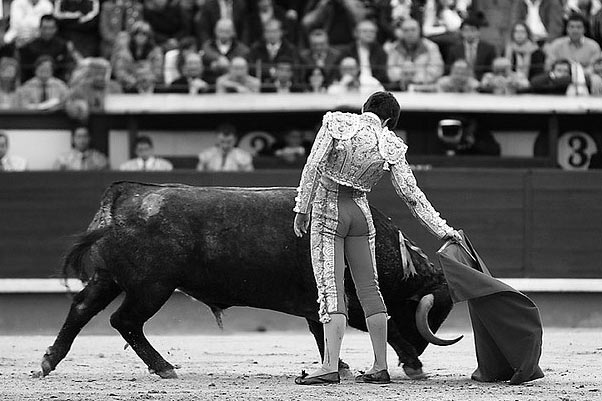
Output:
[557, 131, 598, 170]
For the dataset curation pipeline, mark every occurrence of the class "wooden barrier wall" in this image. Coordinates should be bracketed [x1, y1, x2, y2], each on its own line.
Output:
[0, 169, 600, 279]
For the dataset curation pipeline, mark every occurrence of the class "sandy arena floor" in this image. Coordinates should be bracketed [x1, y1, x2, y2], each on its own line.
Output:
[0, 329, 600, 401]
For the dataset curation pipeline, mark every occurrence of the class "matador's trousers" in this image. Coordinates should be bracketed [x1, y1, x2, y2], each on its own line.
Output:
[310, 176, 387, 324]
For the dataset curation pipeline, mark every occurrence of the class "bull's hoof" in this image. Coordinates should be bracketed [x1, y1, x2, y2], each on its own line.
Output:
[403, 365, 429, 380]
[31, 359, 54, 378]
[151, 368, 178, 379]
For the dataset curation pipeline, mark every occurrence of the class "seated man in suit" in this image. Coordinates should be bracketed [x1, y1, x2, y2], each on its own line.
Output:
[338, 19, 389, 85]
[169, 53, 211, 94]
[247, 18, 299, 83]
[120, 136, 173, 171]
[261, 58, 305, 92]
[446, 15, 496, 80]
[299, 29, 341, 85]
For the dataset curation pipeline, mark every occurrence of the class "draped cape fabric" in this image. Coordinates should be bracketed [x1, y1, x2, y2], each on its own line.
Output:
[436, 232, 544, 385]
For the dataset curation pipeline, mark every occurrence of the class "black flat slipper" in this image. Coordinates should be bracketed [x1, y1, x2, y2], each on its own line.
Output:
[295, 370, 340, 385]
[355, 369, 391, 384]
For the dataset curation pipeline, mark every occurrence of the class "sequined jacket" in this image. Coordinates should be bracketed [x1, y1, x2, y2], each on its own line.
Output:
[294, 111, 453, 239]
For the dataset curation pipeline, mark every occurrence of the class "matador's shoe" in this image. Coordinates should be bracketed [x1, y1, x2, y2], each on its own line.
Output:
[355, 369, 391, 384]
[294, 370, 340, 385]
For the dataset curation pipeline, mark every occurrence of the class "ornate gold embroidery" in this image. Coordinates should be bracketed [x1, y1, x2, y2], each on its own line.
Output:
[310, 183, 340, 324]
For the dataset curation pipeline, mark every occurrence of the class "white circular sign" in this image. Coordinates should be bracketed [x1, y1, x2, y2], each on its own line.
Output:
[557, 131, 598, 170]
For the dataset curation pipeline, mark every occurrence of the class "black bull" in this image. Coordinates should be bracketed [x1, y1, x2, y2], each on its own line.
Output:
[35, 182, 461, 379]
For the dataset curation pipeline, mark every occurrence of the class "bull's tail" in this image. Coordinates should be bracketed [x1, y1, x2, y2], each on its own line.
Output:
[62, 226, 111, 283]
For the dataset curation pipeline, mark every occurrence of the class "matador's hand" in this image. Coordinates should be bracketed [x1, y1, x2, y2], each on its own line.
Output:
[293, 213, 310, 238]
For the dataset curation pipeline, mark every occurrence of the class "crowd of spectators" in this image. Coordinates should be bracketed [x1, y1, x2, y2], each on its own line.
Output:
[1, 0, 602, 170]
[0, 0, 601, 113]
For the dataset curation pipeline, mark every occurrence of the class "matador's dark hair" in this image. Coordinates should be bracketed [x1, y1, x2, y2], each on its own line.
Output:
[362, 91, 401, 130]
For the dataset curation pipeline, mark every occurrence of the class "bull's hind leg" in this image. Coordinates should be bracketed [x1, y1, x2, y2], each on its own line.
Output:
[34, 270, 122, 378]
[109, 283, 177, 379]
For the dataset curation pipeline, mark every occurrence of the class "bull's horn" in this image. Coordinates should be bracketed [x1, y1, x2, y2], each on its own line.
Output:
[415, 294, 463, 346]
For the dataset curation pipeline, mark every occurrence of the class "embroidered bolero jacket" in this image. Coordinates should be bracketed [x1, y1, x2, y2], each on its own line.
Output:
[294, 111, 453, 239]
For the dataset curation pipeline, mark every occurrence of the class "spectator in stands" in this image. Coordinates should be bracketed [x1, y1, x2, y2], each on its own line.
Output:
[385, 18, 444, 91]
[504, 21, 547, 80]
[195, 0, 247, 46]
[99, 0, 143, 58]
[3, 0, 53, 48]
[54, 0, 101, 57]
[565, 0, 602, 46]
[305, 66, 328, 92]
[338, 19, 389, 85]
[590, 57, 602, 94]
[202, 18, 249, 84]
[0, 18, 17, 59]
[0, 58, 21, 109]
[247, 0, 299, 46]
[110, 22, 163, 90]
[248, 18, 299, 83]
[261, 58, 305, 92]
[509, 0, 564, 44]
[299, 29, 341, 85]
[197, 123, 254, 171]
[119, 135, 173, 171]
[0, 132, 28, 171]
[446, 16, 497, 80]
[420, 0, 465, 60]
[216, 56, 261, 93]
[169, 52, 210, 93]
[66, 58, 122, 122]
[18, 55, 69, 110]
[143, 0, 189, 49]
[586, 1, 602, 48]
[54, 126, 108, 170]
[164, 36, 200, 85]
[529, 58, 573, 94]
[546, 13, 602, 71]
[302, 0, 365, 48]
[19, 15, 75, 82]
[327, 56, 384, 94]
[437, 58, 480, 92]
[479, 57, 530, 94]
[272, 129, 308, 165]
[125, 60, 164, 94]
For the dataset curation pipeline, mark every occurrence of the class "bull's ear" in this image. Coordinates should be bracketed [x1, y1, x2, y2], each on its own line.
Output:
[408, 294, 421, 302]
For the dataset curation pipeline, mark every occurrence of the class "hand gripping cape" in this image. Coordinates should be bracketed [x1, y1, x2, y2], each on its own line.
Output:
[436, 231, 544, 385]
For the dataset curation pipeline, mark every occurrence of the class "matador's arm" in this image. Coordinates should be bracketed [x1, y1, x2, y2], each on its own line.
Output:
[293, 114, 334, 214]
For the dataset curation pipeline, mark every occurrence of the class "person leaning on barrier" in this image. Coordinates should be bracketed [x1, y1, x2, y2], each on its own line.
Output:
[168, 52, 211, 94]
[197, 124, 254, 172]
[215, 57, 261, 93]
[327, 56, 384, 94]
[0, 132, 28, 171]
[120, 136, 173, 171]
[528, 58, 574, 94]
[54, 126, 108, 171]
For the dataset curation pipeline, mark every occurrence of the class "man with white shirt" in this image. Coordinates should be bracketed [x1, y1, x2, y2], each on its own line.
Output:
[327, 56, 384, 94]
[0, 132, 27, 171]
[3, 0, 53, 47]
[197, 124, 253, 172]
[120, 136, 173, 171]
[546, 13, 602, 71]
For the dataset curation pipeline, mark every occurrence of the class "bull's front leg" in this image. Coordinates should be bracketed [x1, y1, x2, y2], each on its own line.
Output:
[386, 321, 428, 379]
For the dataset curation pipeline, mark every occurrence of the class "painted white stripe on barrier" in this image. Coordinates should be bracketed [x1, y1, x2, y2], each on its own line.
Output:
[0, 278, 601, 294]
